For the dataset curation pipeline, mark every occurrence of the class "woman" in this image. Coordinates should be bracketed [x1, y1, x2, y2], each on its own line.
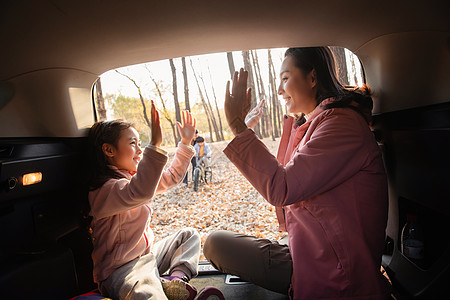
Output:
[204, 47, 391, 299]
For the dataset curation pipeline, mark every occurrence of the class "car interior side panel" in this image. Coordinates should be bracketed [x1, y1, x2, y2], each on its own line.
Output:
[357, 32, 450, 299]
[0, 138, 95, 298]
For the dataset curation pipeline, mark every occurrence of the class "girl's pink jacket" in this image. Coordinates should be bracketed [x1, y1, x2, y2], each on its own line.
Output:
[224, 102, 391, 299]
[89, 143, 194, 283]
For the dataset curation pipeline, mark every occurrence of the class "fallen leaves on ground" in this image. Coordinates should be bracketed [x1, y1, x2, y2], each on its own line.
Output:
[150, 137, 286, 260]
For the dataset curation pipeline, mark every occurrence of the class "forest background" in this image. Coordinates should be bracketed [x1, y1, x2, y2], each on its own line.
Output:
[94, 47, 362, 146]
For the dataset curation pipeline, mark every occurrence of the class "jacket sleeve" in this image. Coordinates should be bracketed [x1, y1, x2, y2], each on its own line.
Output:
[89, 146, 168, 219]
[223, 109, 371, 207]
[155, 142, 195, 194]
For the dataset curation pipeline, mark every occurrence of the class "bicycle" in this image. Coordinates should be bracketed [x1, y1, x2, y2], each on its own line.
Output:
[193, 157, 212, 192]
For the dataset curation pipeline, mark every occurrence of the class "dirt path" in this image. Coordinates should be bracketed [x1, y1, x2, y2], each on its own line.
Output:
[150, 137, 285, 260]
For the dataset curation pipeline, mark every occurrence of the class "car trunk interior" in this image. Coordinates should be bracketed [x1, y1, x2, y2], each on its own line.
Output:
[0, 1, 449, 299]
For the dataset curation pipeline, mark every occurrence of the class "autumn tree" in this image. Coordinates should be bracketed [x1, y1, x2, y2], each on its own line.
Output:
[181, 57, 191, 111]
[189, 60, 213, 141]
[329, 46, 349, 86]
[348, 53, 361, 86]
[145, 65, 179, 147]
[115, 69, 151, 128]
[169, 58, 182, 142]
[207, 64, 225, 140]
[190, 58, 223, 142]
[94, 77, 107, 121]
[251, 50, 270, 138]
[226, 52, 235, 79]
[242, 50, 261, 137]
[105, 93, 151, 145]
[191, 79, 214, 142]
[268, 49, 282, 139]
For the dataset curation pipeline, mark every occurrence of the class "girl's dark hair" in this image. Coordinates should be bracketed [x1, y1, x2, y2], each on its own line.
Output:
[284, 47, 373, 125]
[81, 119, 134, 249]
[87, 119, 135, 190]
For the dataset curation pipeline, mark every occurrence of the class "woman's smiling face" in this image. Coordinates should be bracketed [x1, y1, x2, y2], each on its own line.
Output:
[278, 55, 318, 115]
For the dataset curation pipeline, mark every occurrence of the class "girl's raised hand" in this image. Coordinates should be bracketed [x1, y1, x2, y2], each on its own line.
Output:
[150, 100, 162, 147]
[177, 110, 197, 146]
[245, 99, 266, 129]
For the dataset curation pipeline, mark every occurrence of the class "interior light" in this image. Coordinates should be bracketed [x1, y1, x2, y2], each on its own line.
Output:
[22, 172, 42, 186]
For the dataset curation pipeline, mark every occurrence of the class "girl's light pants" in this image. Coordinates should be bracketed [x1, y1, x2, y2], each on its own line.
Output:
[100, 227, 201, 300]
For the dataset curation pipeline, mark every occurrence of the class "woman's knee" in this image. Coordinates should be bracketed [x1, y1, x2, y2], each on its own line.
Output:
[204, 230, 235, 261]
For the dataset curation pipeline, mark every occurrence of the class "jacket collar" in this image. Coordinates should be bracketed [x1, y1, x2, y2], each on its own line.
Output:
[283, 97, 336, 126]
[276, 115, 294, 164]
[278, 98, 336, 164]
[308, 97, 335, 123]
[108, 165, 133, 179]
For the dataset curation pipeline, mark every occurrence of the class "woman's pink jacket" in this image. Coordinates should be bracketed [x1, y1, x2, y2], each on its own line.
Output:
[223, 103, 391, 299]
[89, 143, 194, 283]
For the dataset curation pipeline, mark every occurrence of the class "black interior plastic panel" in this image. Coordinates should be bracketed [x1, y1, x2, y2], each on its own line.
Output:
[0, 138, 92, 296]
[373, 102, 450, 298]
[0, 244, 78, 299]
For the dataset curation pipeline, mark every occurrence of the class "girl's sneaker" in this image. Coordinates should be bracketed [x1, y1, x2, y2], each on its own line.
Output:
[161, 278, 197, 300]
[193, 287, 225, 300]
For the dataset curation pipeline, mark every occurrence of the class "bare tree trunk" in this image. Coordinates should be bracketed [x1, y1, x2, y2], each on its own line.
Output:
[268, 50, 277, 140]
[169, 59, 181, 142]
[251, 50, 269, 138]
[207, 64, 225, 140]
[115, 70, 151, 128]
[150, 76, 178, 146]
[143, 66, 178, 146]
[226, 52, 235, 79]
[329, 46, 349, 86]
[273, 61, 285, 137]
[242, 50, 260, 137]
[94, 77, 107, 121]
[266, 83, 275, 141]
[198, 70, 221, 141]
[189, 59, 214, 142]
[181, 57, 191, 111]
[349, 54, 360, 85]
[268, 50, 284, 138]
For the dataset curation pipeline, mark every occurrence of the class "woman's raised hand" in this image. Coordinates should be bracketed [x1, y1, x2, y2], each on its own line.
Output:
[150, 100, 162, 147]
[177, 110, 197, 146]
[225, 68, 251, 136]
[245, 99, 266, 129]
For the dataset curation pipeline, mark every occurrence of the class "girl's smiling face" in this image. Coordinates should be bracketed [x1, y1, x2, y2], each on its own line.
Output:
[278, 55, 318, 115]
[103, 127, 142, 174]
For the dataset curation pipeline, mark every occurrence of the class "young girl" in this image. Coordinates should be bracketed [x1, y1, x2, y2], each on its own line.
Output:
[87, 101, 224, 300]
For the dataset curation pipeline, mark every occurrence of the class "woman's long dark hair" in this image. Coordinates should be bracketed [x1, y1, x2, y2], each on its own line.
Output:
[87, 119, 134, 191]
[284, 47, 373, 125]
